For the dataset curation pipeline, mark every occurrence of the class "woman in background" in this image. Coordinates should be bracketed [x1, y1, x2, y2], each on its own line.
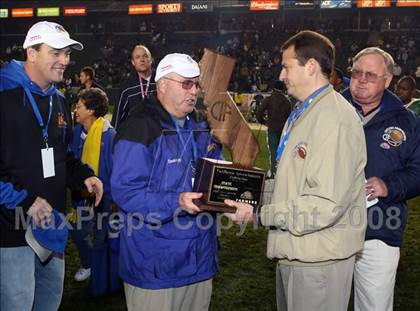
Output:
[70, 88, 115, 282]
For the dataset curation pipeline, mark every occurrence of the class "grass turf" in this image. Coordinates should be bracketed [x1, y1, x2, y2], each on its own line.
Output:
[59, 130, 420, 311]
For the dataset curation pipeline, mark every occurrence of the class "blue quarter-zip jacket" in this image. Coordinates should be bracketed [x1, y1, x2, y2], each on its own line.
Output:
[111, 96, 222, 289]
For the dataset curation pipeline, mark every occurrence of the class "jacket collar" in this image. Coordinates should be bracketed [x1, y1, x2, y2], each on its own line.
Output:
[293, 85, 334, 128]
[341, 88, 404, 126]
[147, 95, 199, 129]
[0, 60, 57, 97]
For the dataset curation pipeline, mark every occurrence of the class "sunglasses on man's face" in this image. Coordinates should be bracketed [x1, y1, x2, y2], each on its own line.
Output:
[163, 77, 201, 90]
[349, 69, 387, 83]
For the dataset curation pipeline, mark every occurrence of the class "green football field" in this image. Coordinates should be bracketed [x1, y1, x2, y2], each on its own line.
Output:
[59, 130, 420, 311]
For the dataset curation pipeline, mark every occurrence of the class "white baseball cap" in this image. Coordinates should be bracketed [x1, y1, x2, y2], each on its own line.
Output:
[25, 210, 68, 263]
[155, 53, 200, 82]
[23, 21, 83, 50]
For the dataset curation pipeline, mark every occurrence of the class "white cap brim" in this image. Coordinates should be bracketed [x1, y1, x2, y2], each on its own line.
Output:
[24, 37, 83, 51]
[46, 37, 84, 51]
[25, 227, 53, 263]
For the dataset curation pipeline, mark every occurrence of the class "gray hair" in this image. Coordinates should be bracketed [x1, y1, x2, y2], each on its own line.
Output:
[353, 47, 395, 75]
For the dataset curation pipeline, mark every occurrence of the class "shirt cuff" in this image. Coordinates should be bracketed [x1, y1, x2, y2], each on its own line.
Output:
[260, 204, 287, 230]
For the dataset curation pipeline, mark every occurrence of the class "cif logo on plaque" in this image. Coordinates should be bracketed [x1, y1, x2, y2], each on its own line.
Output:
[192, 49, 266, 213]
[210, 101, 231, 122]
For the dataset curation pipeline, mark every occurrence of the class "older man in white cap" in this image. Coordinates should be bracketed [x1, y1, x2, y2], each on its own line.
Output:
[111, 53, 222, 311]
[0, 21, 103, 311]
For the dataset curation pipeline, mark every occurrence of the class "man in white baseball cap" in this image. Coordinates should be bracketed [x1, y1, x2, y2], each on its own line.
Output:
[23, 21, 83, 51]
[0, 21, 103, 311]
[154, 53, 201, 118]
[111, 53, 222, 311]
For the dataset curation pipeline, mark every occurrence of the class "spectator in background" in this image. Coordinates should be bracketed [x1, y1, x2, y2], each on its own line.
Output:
[111, 44, 155, 130]
[70, 88, 116, 283]
[72, 73, 80, 87]
[342, 47, 420, 311]
[393, 63, 402, 78]
[78, 66, 104, 93]
[269, 54, 282, 87]
[330, 67, 347, 92]
[256, 80, 291, 177]
[395, 75, 420, 115]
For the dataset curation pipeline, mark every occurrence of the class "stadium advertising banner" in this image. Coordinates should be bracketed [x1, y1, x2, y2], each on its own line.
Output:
[283, 1, 315, 8]
[128, 4, 153, 15]
[320, 0, 352, 8]
[37, 7, 60, 17]
[63, 7, 87, 16]
[156, 3, 182, 13]
[0, 9, 8, 18]
[356, 0, 391, 7]
[250, 0, 280, 11]
[11, 8, 33, 18]
[184, 2, 214, 12]
[396, 0, 420, 6]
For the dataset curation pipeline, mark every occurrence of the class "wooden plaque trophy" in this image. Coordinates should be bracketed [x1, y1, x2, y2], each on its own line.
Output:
[192, 49, 266, 213]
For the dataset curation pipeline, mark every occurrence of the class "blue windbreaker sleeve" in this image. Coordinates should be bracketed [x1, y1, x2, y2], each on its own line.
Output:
[0, 180, 28, 209]
[0, 170, 36, 210]
[382, 117, 420, 203]
[111, 140, 182, 224]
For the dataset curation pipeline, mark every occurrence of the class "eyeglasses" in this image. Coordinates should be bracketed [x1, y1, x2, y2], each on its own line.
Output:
[163, 77, 201, 90]
[350, 69, 388, 83]
[74, 103, 86, 110]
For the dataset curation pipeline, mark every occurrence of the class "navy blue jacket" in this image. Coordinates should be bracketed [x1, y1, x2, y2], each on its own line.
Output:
[111, 70, 156, 130]
[342, 88, 420, 247]
[0, 60, 94, 247]
[111, 96, 222, 289]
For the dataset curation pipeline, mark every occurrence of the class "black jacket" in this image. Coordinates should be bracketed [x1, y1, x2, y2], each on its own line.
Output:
[0, 60, 94, 247]
[256, 90, 292, 133]
[111, 70, 156, 130]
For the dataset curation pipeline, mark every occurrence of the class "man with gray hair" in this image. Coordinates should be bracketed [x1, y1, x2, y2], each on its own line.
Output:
[111, 53, 222, 311]
[342, 47, 420, 311]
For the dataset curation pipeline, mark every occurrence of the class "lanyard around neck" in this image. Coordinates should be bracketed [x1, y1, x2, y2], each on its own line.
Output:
[24, 87, 53, 147]
[276, 84, 329, 161]
[139, 76, 151, 100]
[170, 115, 198, 163]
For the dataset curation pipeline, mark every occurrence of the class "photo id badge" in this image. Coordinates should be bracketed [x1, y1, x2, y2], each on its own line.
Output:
[41, 147, 55, 178]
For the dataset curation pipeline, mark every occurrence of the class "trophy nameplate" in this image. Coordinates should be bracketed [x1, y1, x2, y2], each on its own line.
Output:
[193, 158, 265, 213]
